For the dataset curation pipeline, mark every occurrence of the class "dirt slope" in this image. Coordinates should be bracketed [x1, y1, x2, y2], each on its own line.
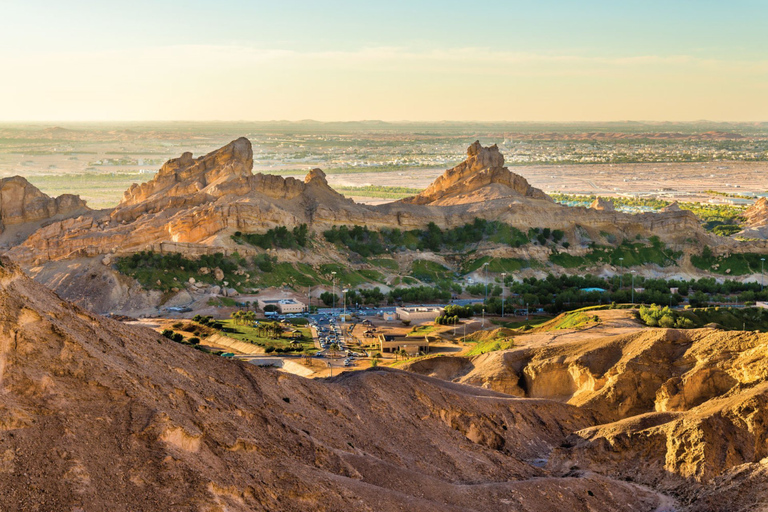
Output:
[403, 324, 768, 510]
[0, 257, 667, 511]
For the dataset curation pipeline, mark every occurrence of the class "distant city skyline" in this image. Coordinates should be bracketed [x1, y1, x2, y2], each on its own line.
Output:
[1, 0, 766, 122]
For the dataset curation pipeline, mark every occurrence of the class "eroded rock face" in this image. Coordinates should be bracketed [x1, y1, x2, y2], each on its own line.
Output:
[0, 176, 88, 231]
[7, 137, 724, 269]
[400, 141, 551, 206]
[660, 201, 682, 213]
[404, 326, 768, 507]
[590, 197, 615, 212]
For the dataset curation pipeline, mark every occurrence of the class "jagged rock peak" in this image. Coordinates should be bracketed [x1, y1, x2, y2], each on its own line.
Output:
[660, 201, 682, 212]
[590, 197, 616, 212]
[120, 137, 254, 207]
[0, 176, 88, 230]
[744, 197, 768, 226]
[467, 140, 505, 168]
[304, 168, 327, 185]
[400, 141, 549, 205]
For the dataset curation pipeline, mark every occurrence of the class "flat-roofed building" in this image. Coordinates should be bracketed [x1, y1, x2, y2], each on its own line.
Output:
[396, 306, 444, 324]
[377, 334, 429, 356]
[257, 298, 306, 314]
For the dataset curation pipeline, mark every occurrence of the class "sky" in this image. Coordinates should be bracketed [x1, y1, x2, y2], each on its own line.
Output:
[1, 0, 767, 122]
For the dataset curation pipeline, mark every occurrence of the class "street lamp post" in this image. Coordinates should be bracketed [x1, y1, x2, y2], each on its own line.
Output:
[342, 288, 348, 345]
[501, 272, 507, 318]
[631, 270, 636, 305]
[331, 271, 337, 315]
[619, 257, 624, 290]
[762, 258, 765, 291]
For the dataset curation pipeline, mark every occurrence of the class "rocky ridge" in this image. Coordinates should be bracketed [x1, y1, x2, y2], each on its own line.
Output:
[7, 138, 716, 269]
[0, 176, 87, 233]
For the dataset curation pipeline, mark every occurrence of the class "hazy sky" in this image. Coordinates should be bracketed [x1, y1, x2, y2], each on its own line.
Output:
[1, 0, 766, 121]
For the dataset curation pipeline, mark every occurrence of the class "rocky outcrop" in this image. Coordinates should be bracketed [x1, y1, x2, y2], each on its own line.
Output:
[590, 197, 615, 212]
[400, 141, 551, 206]
[739, 197, 768, 238]
[7, 137, 720, 268]
[0, 257, 668, 511]
[0, 176, 88, 231]
[660, 201, 682, 212]
[120, 137, 254, 207]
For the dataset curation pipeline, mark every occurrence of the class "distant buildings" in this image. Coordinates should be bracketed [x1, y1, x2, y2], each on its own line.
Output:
[377, 334, 429, 356]
[257, 298, 306, 314]
[395, 306, 444, 324]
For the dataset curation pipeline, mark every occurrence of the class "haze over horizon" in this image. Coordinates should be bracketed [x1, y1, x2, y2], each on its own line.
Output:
[2, 0, 767, 122]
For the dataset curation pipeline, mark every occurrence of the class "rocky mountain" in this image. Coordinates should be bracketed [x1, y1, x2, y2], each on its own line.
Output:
[0, 176, 87, 237]
[7, 138, 712, 269]
[0, 257, 667, 511]
[399, 141, 551, 206]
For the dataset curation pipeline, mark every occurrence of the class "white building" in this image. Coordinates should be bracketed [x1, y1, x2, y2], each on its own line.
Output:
[257, 298, 306, 314]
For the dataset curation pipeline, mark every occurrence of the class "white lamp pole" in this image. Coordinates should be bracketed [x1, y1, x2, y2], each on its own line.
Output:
[331, 271, 337, 314]
[501, 272, 507, 318]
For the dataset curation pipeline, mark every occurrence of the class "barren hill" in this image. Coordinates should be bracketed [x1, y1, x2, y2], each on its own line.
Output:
[402, 325, 768, 509]
[0, 258, 668, 511]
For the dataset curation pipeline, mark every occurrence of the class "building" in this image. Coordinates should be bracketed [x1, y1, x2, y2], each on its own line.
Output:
[377, 334, 429, 356]
[395, 306, 444, 324]
[257, 298, 306, 314]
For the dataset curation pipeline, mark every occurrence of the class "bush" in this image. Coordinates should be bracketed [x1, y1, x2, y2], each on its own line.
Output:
[265, 346, 275, 353]
[188, 337, 200, 345]
[161, 329, 174, 339]
[171, 333, 184, 343]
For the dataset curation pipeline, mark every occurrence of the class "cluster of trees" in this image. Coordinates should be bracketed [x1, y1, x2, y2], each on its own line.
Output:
[231, 310, 257, 325]
[192, 315, 222, 329]
[322, 289, 388, 307]
[495, 272, 768, 315]
[444, 305, 475, 318]
[637, 305, 696, 328]
[118, 251, 240, 275]
[434, 314, 460, 325]
[388, 285, 451, 304]
[161, 329, 200, 345]
[324, 219, 535, 257]
[234, 224, 309, 250]
[253, 253, 277, 272]
[527, 227, 565, 246]
[465, 283, 502, 297]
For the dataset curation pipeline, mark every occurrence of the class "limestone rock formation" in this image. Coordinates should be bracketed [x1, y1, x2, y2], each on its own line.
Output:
[400, 141, 551, 206]
[7, 137, 719, 279]
[660, 201, 682, 212]
[0, 257, 667, 511]
[739, 197, 768, 238]
[589, 197, 615, 212]
[0, 176, 88, 232]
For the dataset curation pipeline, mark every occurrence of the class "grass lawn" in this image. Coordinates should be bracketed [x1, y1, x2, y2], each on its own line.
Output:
[219, 319, 315, 353]
[406, 324, 439, 337]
